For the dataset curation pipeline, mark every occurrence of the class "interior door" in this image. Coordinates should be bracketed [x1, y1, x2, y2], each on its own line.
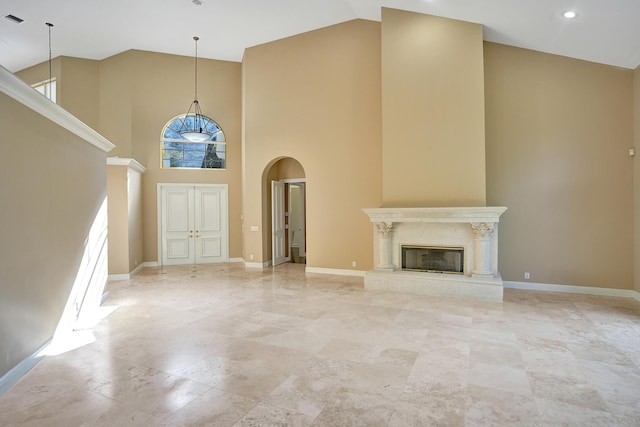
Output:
[161, 186, 194, 265]
[194, 186, 228, 263]
[271, 180, 286, 266]
[160, 184, 228, 266]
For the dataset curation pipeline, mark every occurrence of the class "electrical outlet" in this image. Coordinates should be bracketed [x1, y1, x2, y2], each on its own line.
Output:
[352, 261, 357, 268]
[249, 254, 254, 261]
[524, 272, 530, 280]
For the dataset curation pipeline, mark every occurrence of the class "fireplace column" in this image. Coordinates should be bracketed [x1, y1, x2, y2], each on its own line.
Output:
[375, 222, 395, 271]
[471, 222, 495, 277]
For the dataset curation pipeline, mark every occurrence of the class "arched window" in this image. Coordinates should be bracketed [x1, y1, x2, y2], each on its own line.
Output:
[161, 114, 226, 169]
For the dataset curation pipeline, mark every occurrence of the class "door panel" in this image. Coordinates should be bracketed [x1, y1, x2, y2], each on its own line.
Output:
[195, 186, 227, 264]
[167, 238, 191, 259]
[272, 180, 286, 266]
[162, 187, 194, 265]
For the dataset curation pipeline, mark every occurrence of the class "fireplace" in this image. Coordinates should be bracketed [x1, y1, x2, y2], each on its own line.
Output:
[402, 245, 464, 274]
[362, 207, 507, 302]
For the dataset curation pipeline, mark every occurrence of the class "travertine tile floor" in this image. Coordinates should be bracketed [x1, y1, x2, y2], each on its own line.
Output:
[1, 263, 639, 426]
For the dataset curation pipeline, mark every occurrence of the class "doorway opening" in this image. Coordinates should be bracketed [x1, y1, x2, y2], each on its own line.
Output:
[265, 157, 306, 267]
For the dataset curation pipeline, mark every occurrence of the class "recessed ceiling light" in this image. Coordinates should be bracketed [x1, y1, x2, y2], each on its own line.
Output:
[563, 11, 577, 19]
[4, 14, 24, 24]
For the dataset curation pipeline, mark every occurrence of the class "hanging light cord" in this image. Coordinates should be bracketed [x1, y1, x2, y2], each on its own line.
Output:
[46, 22, 54, 100]
[193, 36, 199, 101]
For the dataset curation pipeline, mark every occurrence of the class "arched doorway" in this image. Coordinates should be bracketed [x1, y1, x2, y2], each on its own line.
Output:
[263, 157, 306, 266]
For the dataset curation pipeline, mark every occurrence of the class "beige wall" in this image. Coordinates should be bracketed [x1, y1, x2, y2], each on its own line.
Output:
[381, 8, 486, 207]
[107, 166, 130, 274]
[485, 42, 634, 289]
[634, 66, 640, 293]
[0, 93, 108, 378]
[243, 20, 382, 269]
[99, 51, 135, 158]
[106, 163, 144, 275]
[97, 50, 243, 262]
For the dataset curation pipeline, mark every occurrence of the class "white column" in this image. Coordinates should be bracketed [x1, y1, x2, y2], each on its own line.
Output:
[375, 222, 395, 271]
[471, 222, 495, 277]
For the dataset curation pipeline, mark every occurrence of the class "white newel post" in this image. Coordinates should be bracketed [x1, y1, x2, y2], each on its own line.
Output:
[471, 222, 495, 277]
[375, 221, 395, 271]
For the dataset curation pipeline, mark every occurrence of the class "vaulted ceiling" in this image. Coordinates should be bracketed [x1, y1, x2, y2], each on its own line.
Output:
[1, 0, 639, 73]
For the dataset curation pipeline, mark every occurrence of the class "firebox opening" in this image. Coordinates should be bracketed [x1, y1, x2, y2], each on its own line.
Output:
[401, 245, 464, 274]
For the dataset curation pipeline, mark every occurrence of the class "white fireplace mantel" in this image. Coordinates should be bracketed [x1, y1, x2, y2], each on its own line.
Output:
[362, 207, 507, 223]
[362, 206, 507, 302]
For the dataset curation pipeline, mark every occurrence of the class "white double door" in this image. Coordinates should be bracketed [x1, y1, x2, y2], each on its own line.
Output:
[160, 184, 228, 265]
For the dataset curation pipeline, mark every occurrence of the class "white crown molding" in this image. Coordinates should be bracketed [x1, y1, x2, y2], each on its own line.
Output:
[504, 280, 638, 299]
[0, 65, 115, 153]
[106, 157, 147, 174]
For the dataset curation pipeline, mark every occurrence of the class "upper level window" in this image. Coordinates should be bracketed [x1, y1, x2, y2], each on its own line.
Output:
[32, 78, 56, 103]
[161, 114, 226, 169]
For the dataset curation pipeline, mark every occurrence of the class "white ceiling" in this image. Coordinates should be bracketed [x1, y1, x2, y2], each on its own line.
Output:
[1, 0, 639, 73]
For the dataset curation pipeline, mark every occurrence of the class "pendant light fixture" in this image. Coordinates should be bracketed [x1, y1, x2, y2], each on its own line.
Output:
[46, 22, 54, 101]
[179, 36, 212, 142]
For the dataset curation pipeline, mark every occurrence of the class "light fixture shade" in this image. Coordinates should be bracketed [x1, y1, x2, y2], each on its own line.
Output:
[180, 130, 211, 142]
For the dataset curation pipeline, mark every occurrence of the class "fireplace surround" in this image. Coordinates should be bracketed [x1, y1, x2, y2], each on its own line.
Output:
[362, 207, 507, 302]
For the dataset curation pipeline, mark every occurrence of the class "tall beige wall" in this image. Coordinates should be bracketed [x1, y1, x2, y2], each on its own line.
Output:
[634, 66, 640, 293]
[99, 51, 135, 158]
[485, 42, 634, 289]
[99, 50, 243, 262]
[243, 20, 382, 269]
[381, 8, 486, 207]
[0, 93, 108, 378]
[57, 57, 100, 129]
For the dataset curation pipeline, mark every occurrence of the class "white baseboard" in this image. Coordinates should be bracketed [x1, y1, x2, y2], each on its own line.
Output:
[244, 261, 270, 268]
[229, 257, 244, 263]
[504, 281, 638, 299]
[143, 261, 159, 268]
[0, 338, 51, 397]
[107, 262, 146, 281]
[305, 267, 366, 277]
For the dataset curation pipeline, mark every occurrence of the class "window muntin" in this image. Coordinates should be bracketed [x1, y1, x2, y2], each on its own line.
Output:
[161, 114, 226, 169]
[32, 79, 56, 103]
